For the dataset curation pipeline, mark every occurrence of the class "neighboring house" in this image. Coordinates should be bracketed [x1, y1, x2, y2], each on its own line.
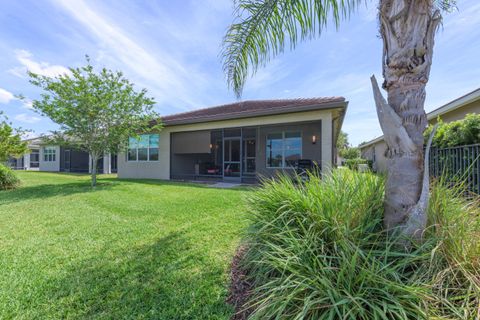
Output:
[9, 136, 117, 174]
[118, 97, 347, 183]
[360, 87, 480, 172]
[7, 137, 41, 170]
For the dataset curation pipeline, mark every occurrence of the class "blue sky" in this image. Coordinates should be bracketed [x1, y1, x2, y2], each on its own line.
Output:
[0, 0, 479, 146]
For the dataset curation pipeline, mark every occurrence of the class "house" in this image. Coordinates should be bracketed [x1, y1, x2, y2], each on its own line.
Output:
[9, 136, 117, 174]
[360, 87, 480, 172]
[117, 97, 347, 183]
[7, 137, 41, 170]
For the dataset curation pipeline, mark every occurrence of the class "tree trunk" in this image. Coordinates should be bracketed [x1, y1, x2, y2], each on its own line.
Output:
[373, 0, 441, 239]
[91, 154, 98, 188]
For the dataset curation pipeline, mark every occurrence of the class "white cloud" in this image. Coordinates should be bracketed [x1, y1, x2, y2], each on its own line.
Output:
[22, 99, 33, 110]
[9, 49, 70, 78]
[0, 88, 15, 104]
[50, 0, 208, 109]
[14, 113, 42, 124]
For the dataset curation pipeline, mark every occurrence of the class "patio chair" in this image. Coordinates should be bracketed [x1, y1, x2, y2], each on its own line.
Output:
[295, 159, 314, 182]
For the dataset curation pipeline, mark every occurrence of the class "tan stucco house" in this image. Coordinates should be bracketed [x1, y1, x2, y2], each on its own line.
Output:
[117, 97, 347, 183]
[360, 87, 480, 172]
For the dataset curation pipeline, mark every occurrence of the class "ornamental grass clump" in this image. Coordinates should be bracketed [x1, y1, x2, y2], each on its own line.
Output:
[240, 169, 479, 319]
[0, 164, 20, 190]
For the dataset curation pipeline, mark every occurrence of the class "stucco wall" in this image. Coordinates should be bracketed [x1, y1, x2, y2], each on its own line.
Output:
[118, 109, 335, 180]
[361, 141, 388, 173]
[429, 99, 480, 124]
[39, 145, 60, 172]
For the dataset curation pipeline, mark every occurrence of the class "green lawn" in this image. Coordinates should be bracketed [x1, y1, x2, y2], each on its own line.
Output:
[0, 172, 251, 319]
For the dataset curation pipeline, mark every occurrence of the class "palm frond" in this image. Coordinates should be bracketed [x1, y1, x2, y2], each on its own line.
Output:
[433, 0, 457, 12]
[222, 0, 363, 97]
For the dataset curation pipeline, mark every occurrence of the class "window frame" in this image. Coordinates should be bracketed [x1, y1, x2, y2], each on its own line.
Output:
[43, 146, 56, 162]
[127, 134, 160, 162]
[266, 131, 302, 169]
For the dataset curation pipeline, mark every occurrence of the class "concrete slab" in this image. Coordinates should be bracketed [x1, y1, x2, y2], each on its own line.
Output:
[208, 182, 242, 189]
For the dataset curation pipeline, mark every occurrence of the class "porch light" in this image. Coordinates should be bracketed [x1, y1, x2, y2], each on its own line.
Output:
[312, 135, 317, 144]
[209, 143, 213, 149]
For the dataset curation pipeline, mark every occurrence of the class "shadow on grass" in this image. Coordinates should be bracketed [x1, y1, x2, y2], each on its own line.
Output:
[0, 181, 115, 205]
[41, 232, 233, 319]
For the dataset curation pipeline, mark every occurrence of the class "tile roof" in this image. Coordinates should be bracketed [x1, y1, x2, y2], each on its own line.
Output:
[160, 97, 346, 126]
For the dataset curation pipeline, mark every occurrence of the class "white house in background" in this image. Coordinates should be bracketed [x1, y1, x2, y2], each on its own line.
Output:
[7, 137, 41, 170]
[360, 87, 480, 172]
[8, 136, 117, 174]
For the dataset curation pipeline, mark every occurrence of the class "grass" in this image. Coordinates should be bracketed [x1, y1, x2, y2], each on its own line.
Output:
[0, 172, 251, 319]
[241, 170, 480, 319]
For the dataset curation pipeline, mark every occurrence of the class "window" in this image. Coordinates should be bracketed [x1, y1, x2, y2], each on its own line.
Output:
[266, 132, 302, 168]
[128, 134, 159, 161]
[43, 147, 56, 162]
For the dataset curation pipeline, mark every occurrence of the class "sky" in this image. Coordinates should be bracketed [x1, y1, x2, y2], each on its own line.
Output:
[0, 0, 479, 146]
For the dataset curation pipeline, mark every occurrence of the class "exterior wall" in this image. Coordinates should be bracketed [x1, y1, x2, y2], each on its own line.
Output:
[361, 141, 388, 173]
[118, 109, 335, 180]
[39, 145, 60, 172]
[103, 153, 111, 174]
[429, 99, 480, 124]
[23, 153, 31, 170]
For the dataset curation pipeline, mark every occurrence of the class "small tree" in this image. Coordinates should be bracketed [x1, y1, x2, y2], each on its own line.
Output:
[27, 57, 160, 187]
[0, 113, 29, 162]
[340, 147, 360, 160]
[336, 131, 349, 150]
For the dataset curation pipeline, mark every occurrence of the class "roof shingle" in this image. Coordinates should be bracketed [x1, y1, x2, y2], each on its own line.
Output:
[161, 97, 345, 126]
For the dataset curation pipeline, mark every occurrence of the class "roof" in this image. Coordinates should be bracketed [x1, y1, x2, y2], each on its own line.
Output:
[427, 87, 480, 121]
[21, 136, 45, 147]
[358, 136, 385, 149]
[359, 87, 480, 149]
[160, 97, 346, 126]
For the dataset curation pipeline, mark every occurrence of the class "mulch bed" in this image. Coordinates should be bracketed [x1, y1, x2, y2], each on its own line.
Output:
[226, 245, 254, 320]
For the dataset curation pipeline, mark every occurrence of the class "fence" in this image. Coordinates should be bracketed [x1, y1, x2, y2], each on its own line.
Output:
[429, 144, 480, 194]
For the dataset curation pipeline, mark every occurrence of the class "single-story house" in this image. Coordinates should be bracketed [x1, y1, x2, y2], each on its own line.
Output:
[9, 136, 117, 174]
[7, 137, 41, 170]
[360, 87, 480, 172]
[118, 97, 348, 183]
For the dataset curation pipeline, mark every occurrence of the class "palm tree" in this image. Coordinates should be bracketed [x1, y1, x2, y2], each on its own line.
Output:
[222, 0, 455, 240]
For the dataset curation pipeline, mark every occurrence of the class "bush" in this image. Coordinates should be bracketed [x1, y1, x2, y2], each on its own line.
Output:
[344, 158, 371, 170]
[425, 113, 480, 147]
[241, 170, 479, 319]
[339, 147, 360, 160]
[0, 164, 20, 190]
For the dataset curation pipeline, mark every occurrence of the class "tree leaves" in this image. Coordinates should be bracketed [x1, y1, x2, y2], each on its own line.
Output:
[0, 113, 29, 162]
[222, 0, 363, 97]
[26, 57, 161, 186]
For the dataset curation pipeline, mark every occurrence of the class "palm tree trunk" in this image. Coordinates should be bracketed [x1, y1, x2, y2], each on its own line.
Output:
[372, 0, 441, 239]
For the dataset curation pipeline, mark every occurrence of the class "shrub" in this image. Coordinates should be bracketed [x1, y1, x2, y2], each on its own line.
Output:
[344, 158, 371, 170]
[425, 113, 480, 147]
[0, 164, 20, 190]
[339, 147, 360, 160]
[241, 170, 479, 319]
